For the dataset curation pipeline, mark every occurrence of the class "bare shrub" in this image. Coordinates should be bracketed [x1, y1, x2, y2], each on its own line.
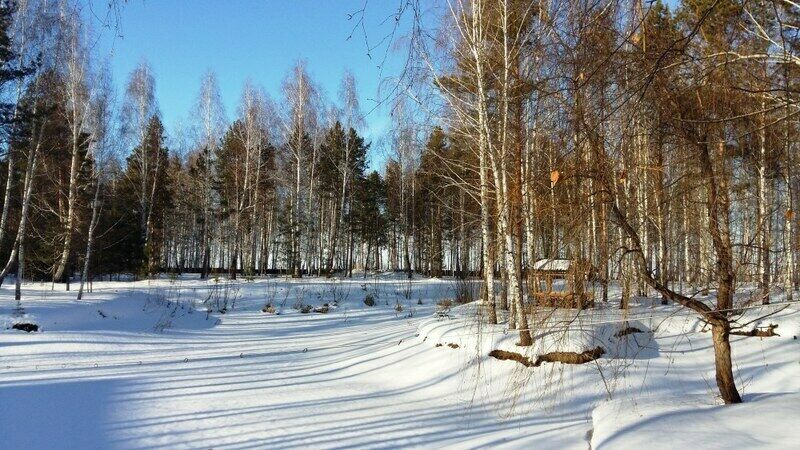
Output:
[326, 280, 349, 305]
[437, 298, 453, 309]
[435, 299, 453, 319]
[204, 282, 240, 314]
[398, 279, 412, 301]
[143, 287, 201, 332]
[454, 278, 479, 304]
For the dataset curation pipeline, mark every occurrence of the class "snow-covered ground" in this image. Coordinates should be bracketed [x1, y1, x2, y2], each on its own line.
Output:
[1, 274, 798, 449]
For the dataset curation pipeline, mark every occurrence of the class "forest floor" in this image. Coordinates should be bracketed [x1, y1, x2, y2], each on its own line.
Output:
[0, 273, 798, 449]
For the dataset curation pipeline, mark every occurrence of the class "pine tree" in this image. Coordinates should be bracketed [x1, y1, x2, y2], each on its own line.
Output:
[121, 116, 171, 276]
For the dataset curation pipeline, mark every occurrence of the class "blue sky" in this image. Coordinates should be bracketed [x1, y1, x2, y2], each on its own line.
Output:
[88, 0, 416, 170]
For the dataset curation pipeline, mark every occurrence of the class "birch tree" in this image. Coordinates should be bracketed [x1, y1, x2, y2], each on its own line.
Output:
[120, 61, 159, 268]
[280, 61, 318, 277]
[53, 5, 93, 285]
[77, 64, 113, 299]
[194, 70, 226, 278]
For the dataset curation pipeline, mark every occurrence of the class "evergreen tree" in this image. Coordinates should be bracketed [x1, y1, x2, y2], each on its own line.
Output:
[0, 0, 32, 139]
[353, 170, 386, 274]
[120, 116, 171, 276]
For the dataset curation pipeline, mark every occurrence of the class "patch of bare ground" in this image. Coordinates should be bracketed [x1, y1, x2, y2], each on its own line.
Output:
[11, 323, 39, 332]
[435, 342, 461, 349]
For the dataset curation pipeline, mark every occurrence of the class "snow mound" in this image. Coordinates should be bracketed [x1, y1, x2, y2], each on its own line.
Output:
[1, 292, 218, 334]
[591, 393, 800, 449]
[417, 302, 658, 361]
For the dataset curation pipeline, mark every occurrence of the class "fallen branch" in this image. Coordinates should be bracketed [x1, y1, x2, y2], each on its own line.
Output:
[489, 346, 607, 368]
[731, 324, 779, 337]
[614, 327, 643, 337]
[532, 346, 605, 367]
[488, 349, 534, 367]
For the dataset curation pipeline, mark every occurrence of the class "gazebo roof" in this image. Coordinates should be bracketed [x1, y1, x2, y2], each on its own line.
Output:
[532, 259, 571, 272]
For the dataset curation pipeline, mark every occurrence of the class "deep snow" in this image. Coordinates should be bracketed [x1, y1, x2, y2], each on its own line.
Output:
[1, 274, 798, 449]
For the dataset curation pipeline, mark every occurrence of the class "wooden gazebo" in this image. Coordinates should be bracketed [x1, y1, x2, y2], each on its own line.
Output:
[529, 259, 593, 309]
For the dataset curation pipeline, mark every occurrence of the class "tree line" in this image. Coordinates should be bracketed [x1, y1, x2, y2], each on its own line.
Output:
[0, 1, 402, 295]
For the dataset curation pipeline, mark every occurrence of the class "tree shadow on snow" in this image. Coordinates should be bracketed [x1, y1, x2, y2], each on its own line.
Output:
[0, 377, 128, 449]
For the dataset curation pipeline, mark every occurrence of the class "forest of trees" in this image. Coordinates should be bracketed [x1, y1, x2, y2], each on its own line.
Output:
[0, 1, 397, 291]
[0, 0, 797, 404]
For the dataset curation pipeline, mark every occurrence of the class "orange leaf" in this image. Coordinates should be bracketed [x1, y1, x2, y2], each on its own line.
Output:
[550, 170, 560, 186]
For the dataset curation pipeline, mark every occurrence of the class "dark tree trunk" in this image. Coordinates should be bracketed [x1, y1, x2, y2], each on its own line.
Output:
[712, 321, 742, 404]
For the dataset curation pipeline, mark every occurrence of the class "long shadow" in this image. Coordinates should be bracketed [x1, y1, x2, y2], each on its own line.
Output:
[4, 278, 792, 448]
[0, 377, 125, 449]
[592, 392, 797, 449]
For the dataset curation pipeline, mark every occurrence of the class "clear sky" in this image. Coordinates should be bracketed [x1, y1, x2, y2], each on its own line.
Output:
[88, 0, 416, 170]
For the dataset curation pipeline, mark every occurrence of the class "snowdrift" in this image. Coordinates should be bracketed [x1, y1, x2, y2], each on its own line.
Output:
[591, 392, 800, 449]
[417, 302, 660, 364]
[2, 289, 218, 334]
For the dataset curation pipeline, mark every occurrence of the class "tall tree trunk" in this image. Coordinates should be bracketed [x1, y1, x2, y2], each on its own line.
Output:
[758, 99, 770, 304]
[78, 177, 102, 300]
[15, 228, 25, 301]
[0, 129, 41, 288]
[53, 122, 83, 284]
[784, 93, 795, 301]
[711, 321, 741, 403]
[698, 140, 741, 404]
[0, 153, 14, 250]
[479, 137, 497, 324]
